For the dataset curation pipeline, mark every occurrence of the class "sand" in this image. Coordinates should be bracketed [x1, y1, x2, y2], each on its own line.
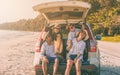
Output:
[0, 30, 120, 75]
[0, 30, 39, 75]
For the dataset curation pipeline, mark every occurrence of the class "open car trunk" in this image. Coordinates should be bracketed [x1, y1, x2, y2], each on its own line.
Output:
[33, 1, 91, 24]
[33, 0, 92, 65]
[33, 1, 98, 75]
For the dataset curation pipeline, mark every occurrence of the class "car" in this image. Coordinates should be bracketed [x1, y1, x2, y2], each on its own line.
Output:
[33, 1, 100, 75]
[95, 34, 102, 40]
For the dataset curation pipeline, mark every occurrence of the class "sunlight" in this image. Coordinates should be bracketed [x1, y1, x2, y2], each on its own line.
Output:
[0, 0, 66, 23]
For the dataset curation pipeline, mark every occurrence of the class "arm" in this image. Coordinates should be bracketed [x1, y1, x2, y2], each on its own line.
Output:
[76, 42, 86, 59]
[66, 32, 73, 51]
[66, 40, 72, 51]
[40, 43, 49, 63]
[56, 34, 63, 53]
[40, 44, 46, 59]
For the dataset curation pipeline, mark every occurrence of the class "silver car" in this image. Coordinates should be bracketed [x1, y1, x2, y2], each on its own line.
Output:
[33, 1, 100, 75]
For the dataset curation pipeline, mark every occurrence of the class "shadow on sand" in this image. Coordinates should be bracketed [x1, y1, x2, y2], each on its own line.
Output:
[100, 65, 120, 75]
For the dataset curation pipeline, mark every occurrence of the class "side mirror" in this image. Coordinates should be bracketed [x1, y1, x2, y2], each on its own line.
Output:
[95, 34, 102, 40]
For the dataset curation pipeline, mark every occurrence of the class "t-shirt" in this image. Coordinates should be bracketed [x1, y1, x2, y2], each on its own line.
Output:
[67, 32, 75, 45]
[68, 38, 86, 60]
[40, 42, 57, 58]
[68, 32, 76, 40]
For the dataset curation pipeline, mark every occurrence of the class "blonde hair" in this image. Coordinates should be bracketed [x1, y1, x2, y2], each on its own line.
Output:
[76, 30, 86, 39]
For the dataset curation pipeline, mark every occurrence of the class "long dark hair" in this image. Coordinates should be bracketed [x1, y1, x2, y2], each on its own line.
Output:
[53, 32, 63, 41]
[76, 30, 86, 40]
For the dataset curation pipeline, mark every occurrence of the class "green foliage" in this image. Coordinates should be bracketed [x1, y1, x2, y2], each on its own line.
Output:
[102, 35, 120, 42]
[87, 1, 120, 36]
[0, 15, 47, 32]
[0, 0, 120, 34]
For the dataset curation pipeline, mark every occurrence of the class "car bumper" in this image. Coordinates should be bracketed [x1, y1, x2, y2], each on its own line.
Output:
[35, 64, 99, 75]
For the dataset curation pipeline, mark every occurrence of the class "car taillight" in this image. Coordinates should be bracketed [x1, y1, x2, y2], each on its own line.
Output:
[90, 47, 96, 52]
[35, 46, 40, 52]
[36, 48, 40, 52]
[35, 65, 42, 69]
[85, 65, 96, 69]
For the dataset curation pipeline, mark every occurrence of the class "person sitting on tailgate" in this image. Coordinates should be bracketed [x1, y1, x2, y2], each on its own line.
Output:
[65, 30, 86, 75]
[53, 24, 63, 58]
[40, 32, 60, 75]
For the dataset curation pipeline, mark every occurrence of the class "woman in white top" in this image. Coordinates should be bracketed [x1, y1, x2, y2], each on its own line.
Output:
[67, 25, 76, 45]
[65, 30, 86, 75]
[40, 33, 59, 75]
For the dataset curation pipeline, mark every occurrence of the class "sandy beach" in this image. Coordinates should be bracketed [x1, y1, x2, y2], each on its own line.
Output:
[0, 30, 120, 75]
[0, 30, 39, 75]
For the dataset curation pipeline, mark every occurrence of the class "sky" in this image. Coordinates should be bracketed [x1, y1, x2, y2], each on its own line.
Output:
[0, 0, 66, 23]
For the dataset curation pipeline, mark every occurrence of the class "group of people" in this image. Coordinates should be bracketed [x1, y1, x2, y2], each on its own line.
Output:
[39, 24, 88, 75]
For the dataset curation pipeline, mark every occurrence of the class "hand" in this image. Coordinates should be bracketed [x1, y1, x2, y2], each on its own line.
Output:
[43, 56, 49, 63]
[74, 58, 77, 63]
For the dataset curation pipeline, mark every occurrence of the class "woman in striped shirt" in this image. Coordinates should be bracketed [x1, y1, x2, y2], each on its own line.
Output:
[40, 33, 59, 75]
[65, 30, 86, 75]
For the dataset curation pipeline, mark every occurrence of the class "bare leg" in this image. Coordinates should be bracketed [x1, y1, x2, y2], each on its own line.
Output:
[53, 58, 59, 75]
[42, 60, 47, 75]
[75, 60, 81, 75]
[65, 60, 74, 75]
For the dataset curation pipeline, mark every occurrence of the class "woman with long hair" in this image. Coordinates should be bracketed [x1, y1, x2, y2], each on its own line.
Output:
[65, 30, 87, 75]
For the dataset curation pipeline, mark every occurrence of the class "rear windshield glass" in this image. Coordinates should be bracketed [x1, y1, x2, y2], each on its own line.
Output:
[45, 11, 83, 20]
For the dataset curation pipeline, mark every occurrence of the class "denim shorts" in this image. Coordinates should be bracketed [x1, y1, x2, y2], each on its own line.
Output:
[46, 56, 62, 63]
[46, 56, 57, 62]
[69, 55, 77, 60]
